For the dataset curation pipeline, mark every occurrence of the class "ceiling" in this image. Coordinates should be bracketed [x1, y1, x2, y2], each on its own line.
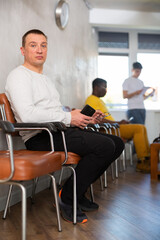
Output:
[87, 0, 160, 12]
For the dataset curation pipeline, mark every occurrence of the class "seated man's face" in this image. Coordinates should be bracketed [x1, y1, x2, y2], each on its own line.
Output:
[98, 83, 107, 98]
[20, 33, 48, 68]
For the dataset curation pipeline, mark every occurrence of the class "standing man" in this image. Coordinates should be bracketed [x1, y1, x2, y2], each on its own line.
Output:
[122, 62, 154, 124]
[5, 29, 124, 224]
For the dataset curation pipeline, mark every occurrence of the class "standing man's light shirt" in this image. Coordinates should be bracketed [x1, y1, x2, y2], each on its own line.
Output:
[122, 77, 144, 109]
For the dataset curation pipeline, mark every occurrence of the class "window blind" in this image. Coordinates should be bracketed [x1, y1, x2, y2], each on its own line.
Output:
[138, 33, 160, 50]
[98, 32, 129, 49]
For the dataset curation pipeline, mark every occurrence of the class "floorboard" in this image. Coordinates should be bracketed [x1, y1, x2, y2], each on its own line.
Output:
[0, 164, 160, 240]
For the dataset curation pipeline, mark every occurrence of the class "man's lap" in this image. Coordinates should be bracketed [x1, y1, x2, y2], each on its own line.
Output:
[25, 127, 123, 156]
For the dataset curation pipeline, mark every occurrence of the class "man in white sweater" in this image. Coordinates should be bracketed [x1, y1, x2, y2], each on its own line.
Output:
[5, 29, 124, 223]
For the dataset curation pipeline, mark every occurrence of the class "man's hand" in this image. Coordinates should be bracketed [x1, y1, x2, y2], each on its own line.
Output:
[119, 119, 129, 124]
[135, 89, 143, 95]
[70, 109, 105, 128]
[89, 110, 105, 124]
[71, 109, 92, 129]
[123, 89, 143, 99]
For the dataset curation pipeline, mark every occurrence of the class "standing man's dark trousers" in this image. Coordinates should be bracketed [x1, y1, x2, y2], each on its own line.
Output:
[25, 127, 124, 205]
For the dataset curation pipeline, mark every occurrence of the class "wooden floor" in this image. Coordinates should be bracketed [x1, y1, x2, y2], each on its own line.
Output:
[0, 164, 160, 240]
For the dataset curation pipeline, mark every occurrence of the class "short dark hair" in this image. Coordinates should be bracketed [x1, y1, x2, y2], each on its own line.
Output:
[132, 62, 143, 69]
[22, 29, 47, 47]
[92, 78, 107, 89]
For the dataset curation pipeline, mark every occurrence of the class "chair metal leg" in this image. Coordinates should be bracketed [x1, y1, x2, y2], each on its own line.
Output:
[65, 166, 77, 225]
[99, 170, 107, 190]
[3, 177, 39, 219]
[58, 168, 64, 186]
[20, 183, 27, 240]
[111, 163, 115, 180]
[115, 159, 118, 178]
[31, 177, 39, 204]
[129, 143, 133, 165]
[118, 155, 123, 172]
[5, 182, 27, 240]
[48, 174, 62, 232]
[68, 166, 77, 225]
[90, 184, 94, 202]
[3, 184, 13, 219]
[60, 165, 77, 224]
[104, 170, 107, 188]
[100, 175, 104, 191]
[122, 149, 126, 171]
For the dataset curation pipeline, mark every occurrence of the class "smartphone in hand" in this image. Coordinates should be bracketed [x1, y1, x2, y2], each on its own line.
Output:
[80, 104, 96, 116]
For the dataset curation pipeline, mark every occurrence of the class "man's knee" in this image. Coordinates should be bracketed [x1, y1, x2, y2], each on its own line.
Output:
[130, 124, 144, 133]
[136, 124, 145, 132]
[96, 136, 116, 159]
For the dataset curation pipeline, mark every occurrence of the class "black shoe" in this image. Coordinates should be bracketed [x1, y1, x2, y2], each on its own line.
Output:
[58, 189, 88, 223]
[78, 195, 99, 212]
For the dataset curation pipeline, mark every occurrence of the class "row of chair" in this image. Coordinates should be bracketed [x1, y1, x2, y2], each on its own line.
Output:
[0, 93, 134, 240]
[86, 122, 133, 184]
[0, 93, 85, 240]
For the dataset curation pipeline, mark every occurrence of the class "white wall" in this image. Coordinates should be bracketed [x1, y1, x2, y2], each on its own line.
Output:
[0, 0, 98, 211]
[0, 0, 98, 107]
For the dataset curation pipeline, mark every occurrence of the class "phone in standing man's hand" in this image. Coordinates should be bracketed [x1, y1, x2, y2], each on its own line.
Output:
[128, 116, 134, 122]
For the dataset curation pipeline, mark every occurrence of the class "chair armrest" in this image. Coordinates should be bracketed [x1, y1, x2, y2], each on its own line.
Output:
[0, 121, 15, 182]
[0, 120, 68, 165]
[103, 123, 112, 128]
[0, 121, 58, 151]
[111, 123, 120, 128]
[13, 121, 68, 164]
[50, 122, 68, 165]
[13, 122, 57, 132]
[51, 122, 67, 131]
[0, 120, 15, 133]
[85, 124, 99, 131]
[13, 122, 57, 151]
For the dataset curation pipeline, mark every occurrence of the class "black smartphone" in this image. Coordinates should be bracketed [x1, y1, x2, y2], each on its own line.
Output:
[80, 104, 96, 116]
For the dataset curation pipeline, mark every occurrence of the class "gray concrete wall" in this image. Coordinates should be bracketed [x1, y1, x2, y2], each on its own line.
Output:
[0, 0, 98, 211]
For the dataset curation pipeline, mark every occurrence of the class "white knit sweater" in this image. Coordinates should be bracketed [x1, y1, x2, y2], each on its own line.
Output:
[5, 65, 71, 142]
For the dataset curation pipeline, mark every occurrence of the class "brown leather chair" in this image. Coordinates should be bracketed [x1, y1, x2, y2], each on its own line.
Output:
[0, 93, 81, 225]
[0, 120, 62, 240]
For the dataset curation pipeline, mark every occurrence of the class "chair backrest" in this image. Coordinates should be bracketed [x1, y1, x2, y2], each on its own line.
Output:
[0, 93, 16, 123]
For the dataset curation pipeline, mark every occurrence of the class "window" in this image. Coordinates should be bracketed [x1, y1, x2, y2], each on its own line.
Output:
[98, 32, 129, 49]
[98, 30, 160, 110]
[98, 54, 129, 109]
[138, 33, 160, 50]
[137, 53, 160, 109]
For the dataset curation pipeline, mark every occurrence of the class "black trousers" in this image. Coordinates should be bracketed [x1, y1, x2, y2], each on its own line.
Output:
[25, 127, 124, 205]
